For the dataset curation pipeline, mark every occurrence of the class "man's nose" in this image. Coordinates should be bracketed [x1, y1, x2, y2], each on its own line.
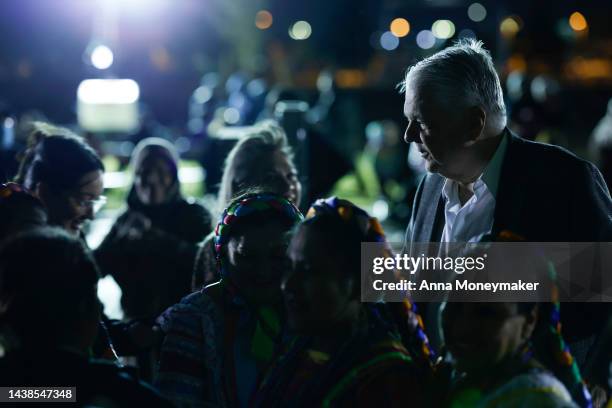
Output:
[403, 121, 420, 144]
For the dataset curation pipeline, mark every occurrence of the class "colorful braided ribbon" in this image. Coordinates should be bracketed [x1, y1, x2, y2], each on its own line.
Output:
[214, 192, 303, 263]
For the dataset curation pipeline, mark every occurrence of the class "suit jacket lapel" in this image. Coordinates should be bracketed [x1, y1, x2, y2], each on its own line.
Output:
[413, 173, 445, 242]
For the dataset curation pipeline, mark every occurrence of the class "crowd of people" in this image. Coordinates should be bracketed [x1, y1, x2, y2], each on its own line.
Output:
[0, 39, 611, 407]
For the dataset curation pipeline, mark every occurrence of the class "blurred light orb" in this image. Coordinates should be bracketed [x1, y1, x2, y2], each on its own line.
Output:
[416, 30, 436, 49]
[188, 118, 204, 134]
[193, 86, 213, 104]
[432, 20, 455, 39]
[458, 29, 477, 39]
[380, 31, 400, 51]
[390, 18, 410, 37]
[289, 21, 312, 40]
[467, 3, 487, 22]
[91, 45, 114, 70]
[569, 12, 587, 31]
[500, 16, 522, 38]
[372, 200, 389, 222]
[223, 107, 241, 125]
[255, 10, 273, 30]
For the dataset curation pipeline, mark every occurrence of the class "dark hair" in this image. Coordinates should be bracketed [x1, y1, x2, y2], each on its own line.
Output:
[0, 227, 100, 347]
[14, 122, 104, 192]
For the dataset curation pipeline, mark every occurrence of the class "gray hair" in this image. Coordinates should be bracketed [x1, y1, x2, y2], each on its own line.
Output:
[401, 39, 507, 128]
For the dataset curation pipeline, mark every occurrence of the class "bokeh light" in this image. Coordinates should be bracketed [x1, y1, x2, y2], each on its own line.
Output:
[223, 107, 241, 124]
[416, 30, 436, 49]
[432, 20, 455, 39]
[289, 21, 312, 40]
[390, 18, 410, 37]
[255, 10, 273, 30]
[380, 31, 399, 51]
[193, 86, 213, 104]
[91, 45, 114, 70]
[500, 16, 522, 38]
[467, 3, 487, 22]
[569, 12, 587, 31]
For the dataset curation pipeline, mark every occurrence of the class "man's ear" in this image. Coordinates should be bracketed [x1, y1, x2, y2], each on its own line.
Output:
[521, 305, 539, 343]
[463, 106, 486, 146]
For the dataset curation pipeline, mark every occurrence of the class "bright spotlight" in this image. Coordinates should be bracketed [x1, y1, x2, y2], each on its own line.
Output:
[91, 45, 114, 70]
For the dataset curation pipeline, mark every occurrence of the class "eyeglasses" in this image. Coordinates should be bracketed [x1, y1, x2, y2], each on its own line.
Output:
[71, 194, 107, 214]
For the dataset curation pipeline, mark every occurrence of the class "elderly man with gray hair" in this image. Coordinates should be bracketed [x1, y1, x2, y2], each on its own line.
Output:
[401, 38, 612, 387]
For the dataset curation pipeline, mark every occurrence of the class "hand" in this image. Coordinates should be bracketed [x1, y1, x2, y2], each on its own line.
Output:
[117, 212, 152, 241]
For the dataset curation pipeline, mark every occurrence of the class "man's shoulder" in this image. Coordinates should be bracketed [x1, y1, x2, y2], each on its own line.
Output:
[508, 134, 592, 172]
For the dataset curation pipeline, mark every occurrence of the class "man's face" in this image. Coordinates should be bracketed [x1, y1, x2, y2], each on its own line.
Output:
[403, 81, 468, 177]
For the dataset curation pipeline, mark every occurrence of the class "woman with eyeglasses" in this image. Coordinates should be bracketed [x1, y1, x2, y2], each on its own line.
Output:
[12, 122, 127, 361]
[14, 122, 106, 236]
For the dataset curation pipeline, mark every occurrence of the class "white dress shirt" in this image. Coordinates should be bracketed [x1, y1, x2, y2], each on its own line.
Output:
[441, 134, 508, 243]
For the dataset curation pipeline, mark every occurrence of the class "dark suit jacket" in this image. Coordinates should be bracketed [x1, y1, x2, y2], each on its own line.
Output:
[405, 129, 612, 244]
[404, 129, 612, 344]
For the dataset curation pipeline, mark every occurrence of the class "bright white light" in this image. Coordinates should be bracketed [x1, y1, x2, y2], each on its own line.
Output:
[380, 31, 400, 51]
[77, 79, 140, 132]
[416, 30, 436, 49]
[4, 117, 14, 128]
[468, 3, 487, 22]
[98, 0, 168, 18]
[289, 21, 312, 40]
[223, 107, 241, 125]
[78, 79, 139, 104]
[432, 20, 455, 39]
[91, 45, 114, 70]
